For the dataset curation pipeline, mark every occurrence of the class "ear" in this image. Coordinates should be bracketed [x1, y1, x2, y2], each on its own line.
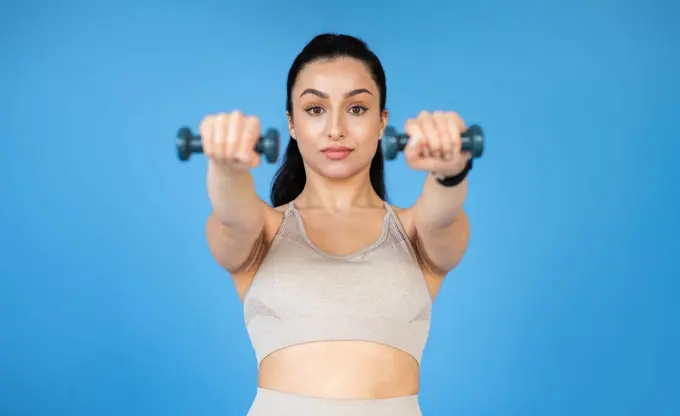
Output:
[287, 111, 296, 140]
[379, 109, 389, 139]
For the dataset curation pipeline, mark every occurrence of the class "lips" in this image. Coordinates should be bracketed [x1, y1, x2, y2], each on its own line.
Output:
[321, 146, 353, 160]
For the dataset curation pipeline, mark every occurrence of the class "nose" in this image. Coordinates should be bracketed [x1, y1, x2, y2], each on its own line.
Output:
[327, 110, 346, 141]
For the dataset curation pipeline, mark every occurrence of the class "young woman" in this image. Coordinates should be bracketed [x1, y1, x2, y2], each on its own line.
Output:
[202, 33, 472, 416]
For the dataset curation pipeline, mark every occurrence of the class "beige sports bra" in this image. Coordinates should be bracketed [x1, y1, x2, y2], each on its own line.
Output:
[243, 201, 432, 366]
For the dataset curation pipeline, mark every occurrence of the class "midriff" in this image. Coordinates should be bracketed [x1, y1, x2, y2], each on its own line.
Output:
[257, 341, 420, 399]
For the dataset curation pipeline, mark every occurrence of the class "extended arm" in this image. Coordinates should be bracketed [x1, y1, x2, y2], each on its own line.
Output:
[411, 175, 470, 275]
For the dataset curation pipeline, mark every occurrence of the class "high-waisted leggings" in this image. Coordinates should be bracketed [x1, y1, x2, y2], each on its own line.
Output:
[247, 387, 422, 415]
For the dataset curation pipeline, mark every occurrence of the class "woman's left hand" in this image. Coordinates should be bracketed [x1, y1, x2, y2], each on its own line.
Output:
[403, 111, 470, 177]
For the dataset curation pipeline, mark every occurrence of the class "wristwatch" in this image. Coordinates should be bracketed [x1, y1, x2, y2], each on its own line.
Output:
[434, 158, 473, 187]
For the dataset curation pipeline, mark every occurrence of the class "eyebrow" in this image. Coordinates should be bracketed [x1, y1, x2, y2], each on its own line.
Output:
[299, 88, 373, 99]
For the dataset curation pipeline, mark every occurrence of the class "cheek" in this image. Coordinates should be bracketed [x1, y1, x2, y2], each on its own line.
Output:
[294, 134, 321, 161]
[359, 140, 379, 162]
[295, 113, 326, 136]
[297, 140, 315, 158]
[350, 122, 381, 152]
[292, 120, 319, 152]
[350, 113, 381, 135]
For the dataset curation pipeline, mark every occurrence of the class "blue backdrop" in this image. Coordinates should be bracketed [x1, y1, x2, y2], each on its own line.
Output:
[2, 1, 678, 415]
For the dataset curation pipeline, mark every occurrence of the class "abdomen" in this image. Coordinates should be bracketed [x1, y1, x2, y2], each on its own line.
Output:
[256, 340, 421, 399]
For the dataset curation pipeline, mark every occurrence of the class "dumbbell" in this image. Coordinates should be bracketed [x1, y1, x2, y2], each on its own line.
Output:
[382, 124, 484, 160]
[175, 126, 281, 163]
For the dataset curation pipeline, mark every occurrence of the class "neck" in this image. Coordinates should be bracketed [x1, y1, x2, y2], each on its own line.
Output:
[296, 169, 382, 212]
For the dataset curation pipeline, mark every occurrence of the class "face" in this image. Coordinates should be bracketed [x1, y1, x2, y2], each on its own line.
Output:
[288, 57, 388, 180]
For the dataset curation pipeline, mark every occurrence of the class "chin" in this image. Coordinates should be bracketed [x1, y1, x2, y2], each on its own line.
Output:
[312, 161, 366, 181]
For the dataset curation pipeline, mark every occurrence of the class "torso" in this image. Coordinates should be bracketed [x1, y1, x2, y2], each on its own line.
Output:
[231, 202, 445, 399]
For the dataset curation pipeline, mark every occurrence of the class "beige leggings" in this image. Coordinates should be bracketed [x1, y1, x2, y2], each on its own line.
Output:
[247, 387, 423, 416]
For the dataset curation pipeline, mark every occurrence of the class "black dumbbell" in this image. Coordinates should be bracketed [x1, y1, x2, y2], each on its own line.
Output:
[176, 126, 281, 163]
[382, 124, 484, 160]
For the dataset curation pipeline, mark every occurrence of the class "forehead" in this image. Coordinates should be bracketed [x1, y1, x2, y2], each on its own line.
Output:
[293, 57, 377, 96]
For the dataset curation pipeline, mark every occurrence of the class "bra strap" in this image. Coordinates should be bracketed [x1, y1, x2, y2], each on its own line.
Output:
[383, 201, 396, 216]
[286, 201, 296, 215]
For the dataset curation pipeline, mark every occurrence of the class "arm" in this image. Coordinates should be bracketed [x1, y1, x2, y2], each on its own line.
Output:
[402, 110, 474, 276]
[205, 161, 266, 274]
[411, 175, 470, 276]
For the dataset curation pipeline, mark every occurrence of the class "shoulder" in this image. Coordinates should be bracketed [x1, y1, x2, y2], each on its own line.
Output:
[388, 203, 448, 285]
[387, 203, 416, 239]
[229, 203, 288, 301]
[386, 203, 421, 257]
[259, 203, 287, 241]
[272, 204, 288, 213]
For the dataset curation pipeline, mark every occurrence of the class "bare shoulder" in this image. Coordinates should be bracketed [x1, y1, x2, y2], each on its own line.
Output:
[387, 204, 421, 259]
[389, 204, 416, 241]
[262, 203, 289, 242]
[229, 203, 286, 300]
[266, 203, 288, 236]
[233, 201, 286, 265]
[389, 203, 447, 297]
[272, 204, 288, 214]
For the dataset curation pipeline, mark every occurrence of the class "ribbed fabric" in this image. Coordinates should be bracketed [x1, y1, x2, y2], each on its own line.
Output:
[243, 201, 433, 366]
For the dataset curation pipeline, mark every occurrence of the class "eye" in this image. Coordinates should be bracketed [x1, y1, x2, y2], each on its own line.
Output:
[349, 105, 367, 116]
[304, 106, 324, 116]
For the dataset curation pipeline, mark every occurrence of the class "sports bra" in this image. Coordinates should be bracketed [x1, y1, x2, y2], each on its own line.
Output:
[243, 201, 433, 367]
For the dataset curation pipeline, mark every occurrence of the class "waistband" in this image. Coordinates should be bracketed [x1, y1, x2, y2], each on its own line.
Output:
[247, 387, 422, 416]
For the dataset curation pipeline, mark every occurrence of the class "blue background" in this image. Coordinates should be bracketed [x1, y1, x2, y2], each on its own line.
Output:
[2, 1, 678, 415]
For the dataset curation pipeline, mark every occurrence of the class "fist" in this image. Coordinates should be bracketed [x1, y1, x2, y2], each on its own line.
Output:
[200, 111, 261, 171]
[403, 111, 470, 176]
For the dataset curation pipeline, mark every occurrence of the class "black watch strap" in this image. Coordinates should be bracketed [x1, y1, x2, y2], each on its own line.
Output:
[434, 158, 473, 187]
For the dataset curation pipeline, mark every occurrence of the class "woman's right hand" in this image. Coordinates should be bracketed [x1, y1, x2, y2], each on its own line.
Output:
[200, 111, 262, 172]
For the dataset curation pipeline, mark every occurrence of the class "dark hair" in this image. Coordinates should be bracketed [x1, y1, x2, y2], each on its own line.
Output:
[270, 33, 388, 207]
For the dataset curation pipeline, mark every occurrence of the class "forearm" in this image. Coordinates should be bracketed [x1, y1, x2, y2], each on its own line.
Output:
[411, 174, 470, 274]
[413, 174, 468, 231]
[207, 161, 263, 232]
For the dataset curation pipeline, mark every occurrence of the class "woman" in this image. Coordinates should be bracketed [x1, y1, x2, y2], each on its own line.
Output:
[202, 33, 472, 415]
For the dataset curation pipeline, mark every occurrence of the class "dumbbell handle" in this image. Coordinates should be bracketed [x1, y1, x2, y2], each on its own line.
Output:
[176, 126, 280, 163]
[383, 124, 484, 160]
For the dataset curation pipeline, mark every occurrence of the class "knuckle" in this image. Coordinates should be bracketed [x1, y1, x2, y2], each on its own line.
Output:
[231, 113, 245, 131]
[246, 115, 259, 130]
[405, 119, 418, 132]
[452, 113, 465, 127]
[201, 117, 215, 134]
[215, 115, 229, 133]
[445, 110, 457, 117]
